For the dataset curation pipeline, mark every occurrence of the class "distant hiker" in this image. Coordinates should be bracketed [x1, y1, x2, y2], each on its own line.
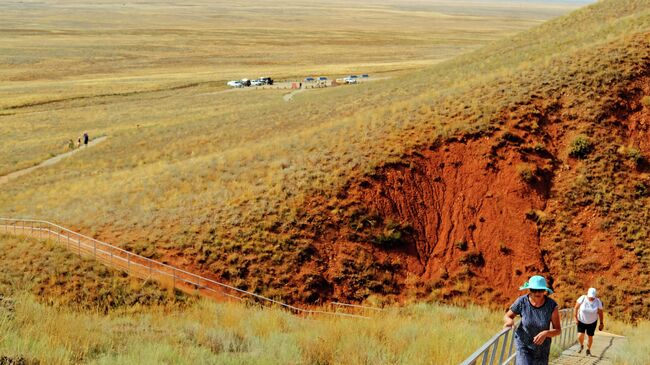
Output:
[504, 275, 561, 365]
[77, 137, 82, 148]
[83, 132, 89, 147]
[299, 82, 302, 89]
[574, 287, 604, 356]
[67, 139, 75, 151]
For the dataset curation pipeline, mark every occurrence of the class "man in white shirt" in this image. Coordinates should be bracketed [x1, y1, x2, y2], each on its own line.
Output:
[574, 287, 604, 356]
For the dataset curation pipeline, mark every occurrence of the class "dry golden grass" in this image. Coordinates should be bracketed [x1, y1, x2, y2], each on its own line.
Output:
[0, 1, 581, 232]
[0, 0, 574, 110]
[2, 237, 647, 365]
[2, 0, 648, 307]
[0, 235, 508, 365]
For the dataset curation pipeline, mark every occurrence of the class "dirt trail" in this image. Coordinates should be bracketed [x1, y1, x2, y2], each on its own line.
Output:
[0, 136, 108, 186]
[551, 332, 625, 365]
[283, 88, 307, 101]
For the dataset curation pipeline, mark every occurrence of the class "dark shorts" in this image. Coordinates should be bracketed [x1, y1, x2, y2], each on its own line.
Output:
[516, 345, 551, 365]
[577, 320, 597, 336]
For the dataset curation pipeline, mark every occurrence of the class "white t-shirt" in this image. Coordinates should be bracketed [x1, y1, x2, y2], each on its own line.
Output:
[577, 295, 603, 324]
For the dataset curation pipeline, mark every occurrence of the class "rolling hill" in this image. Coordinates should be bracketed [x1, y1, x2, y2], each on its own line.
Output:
[0, 0, 648, 321]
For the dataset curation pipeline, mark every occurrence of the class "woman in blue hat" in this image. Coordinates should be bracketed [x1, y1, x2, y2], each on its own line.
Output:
[504, 275, 562, 365]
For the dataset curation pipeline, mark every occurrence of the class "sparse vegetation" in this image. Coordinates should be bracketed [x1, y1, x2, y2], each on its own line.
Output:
[0, 234, 190, 312]
[0, 0, 648, 329]
[641, 95, 650, 107]
[569, 135, 594, 159]
[517, 163, 537, 184]
[0, 235, 508, 365]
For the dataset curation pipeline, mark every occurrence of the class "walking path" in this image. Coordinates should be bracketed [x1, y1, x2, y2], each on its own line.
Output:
[283, 88, 306, 101]
[0, 136, 108, 186]
[551, 331, 625, 365]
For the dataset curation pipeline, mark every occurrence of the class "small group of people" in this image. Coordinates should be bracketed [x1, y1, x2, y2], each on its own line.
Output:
[504, 275, 604, 365]
[67, 132, 90, 150]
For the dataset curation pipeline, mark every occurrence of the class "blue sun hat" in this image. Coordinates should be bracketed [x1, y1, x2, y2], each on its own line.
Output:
[519, 275, 554, 294]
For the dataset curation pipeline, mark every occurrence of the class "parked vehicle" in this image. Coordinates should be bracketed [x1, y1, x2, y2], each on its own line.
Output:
[240, 79, 252, 87]
[305, 77, 315, 82]
[318, 76, 328, 81]
[251, 79, 264, 86]
[343, 76, 358, 84]
[259, 77, 274, 85]
[361, 74, 369, 78]
[227, 80, 243, 88]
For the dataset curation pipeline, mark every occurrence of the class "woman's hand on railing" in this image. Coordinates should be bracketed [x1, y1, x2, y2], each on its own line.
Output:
[504, 317, 515, 329]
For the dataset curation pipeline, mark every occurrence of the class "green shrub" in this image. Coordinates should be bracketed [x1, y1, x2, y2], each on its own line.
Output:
[569, 135, 593, 159]
[517, 164, 536, 184]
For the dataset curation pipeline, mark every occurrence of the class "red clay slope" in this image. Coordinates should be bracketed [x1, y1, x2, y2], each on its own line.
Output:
[298, 69, 650, 319]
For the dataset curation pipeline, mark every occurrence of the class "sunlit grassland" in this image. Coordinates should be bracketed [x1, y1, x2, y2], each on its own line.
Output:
[0, 293, 509, 365]
[0, 234, 505, 365]
[0, 0, 576, 110]
[1, 236, 648, 365]
[609, 321, 650, 365]
[1, 1, 646, 238]
[0, 234, 191, 311]
[2, 1, 649, 306]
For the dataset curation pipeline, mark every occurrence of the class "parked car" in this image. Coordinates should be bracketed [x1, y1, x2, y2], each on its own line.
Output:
[361, 74, 369, 78]
[318, 76, 328, 81]
[343, 76, 358, 84]
[240, 79, 252, 87]
[305, 77, 315, 82]
[227, 80, 243, 88]
[251, 79, 264, 86]
[259, 77, 273, 85]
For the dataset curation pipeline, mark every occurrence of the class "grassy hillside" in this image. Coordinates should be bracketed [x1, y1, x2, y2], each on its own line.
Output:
[0, 234, 190, 312]
[0, 0, 648, 317]
[0, 235, 510, 365]
[1, 235, 649, 365]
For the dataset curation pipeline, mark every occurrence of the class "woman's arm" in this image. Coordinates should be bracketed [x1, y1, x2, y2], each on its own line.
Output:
[574, 300, 581, 323]
[533, 306, 562, 345]
[598, 308, 604, 331]
[504, 309, 517, 328]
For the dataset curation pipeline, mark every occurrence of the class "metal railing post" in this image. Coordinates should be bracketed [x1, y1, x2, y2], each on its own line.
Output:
[498, 331, 510, 364]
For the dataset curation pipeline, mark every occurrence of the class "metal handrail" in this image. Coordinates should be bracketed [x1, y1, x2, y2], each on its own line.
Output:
[460, 308, 578, 365]
[0, 217, 369, 318]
